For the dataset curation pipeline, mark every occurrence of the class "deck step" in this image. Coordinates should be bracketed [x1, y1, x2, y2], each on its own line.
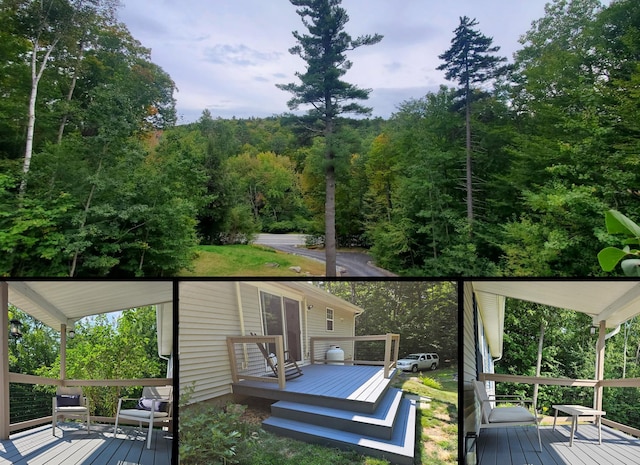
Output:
[270, 387, 404, 440]
[263, 397, 416, 465]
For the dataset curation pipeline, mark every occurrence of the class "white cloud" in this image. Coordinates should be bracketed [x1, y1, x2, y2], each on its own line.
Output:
[119, 0, 551, 122]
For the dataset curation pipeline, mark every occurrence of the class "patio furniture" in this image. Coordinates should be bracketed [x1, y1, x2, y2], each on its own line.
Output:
[52, 387, 90, 436]
[114, 386, 172, 449]
[474, 380, 542, 451]
[251, 332, 303, 380]
[552, 404, 606, 446]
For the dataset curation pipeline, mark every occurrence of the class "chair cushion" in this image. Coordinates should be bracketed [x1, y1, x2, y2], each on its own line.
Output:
[137, 397, 170, 412]
[56, 406, 88, 413]
[119, 408, 169, 419]
[488, 406, 534, 423]
[57, 395, 80, 407]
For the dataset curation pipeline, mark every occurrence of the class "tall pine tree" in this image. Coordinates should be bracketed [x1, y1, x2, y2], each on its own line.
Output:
[437, 16, 506, 229]
[277, 0, 382, 276]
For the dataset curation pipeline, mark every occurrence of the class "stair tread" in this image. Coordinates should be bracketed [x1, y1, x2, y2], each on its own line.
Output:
[263, 397, 416, 459]
[272, 387, 404, 427]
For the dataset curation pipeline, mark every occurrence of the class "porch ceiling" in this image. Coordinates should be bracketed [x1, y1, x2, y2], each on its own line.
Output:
[6, 280, 173, 331]
[472, 281, 640, 357]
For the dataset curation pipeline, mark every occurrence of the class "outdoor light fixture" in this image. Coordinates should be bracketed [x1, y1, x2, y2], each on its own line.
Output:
[9, 319, 23, 339]
[307, 304, 314, 310]
[68, 329, 75, 339]
[590, 325, 598, 335]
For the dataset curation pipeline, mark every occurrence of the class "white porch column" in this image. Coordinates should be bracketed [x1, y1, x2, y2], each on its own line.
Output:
[1, 282, 10, 440]
[594, 320, 606, 411]
[60, 323, 67, 384]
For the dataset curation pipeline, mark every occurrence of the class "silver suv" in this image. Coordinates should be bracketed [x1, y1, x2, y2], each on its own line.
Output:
[397, 353, 439, 372]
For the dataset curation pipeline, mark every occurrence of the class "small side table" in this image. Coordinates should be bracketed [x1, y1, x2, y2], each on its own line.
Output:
[552, 404, 606, 446]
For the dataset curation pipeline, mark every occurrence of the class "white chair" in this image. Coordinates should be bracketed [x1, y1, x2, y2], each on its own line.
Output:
[474, 380, 542, 451]
[52, 386, 90, 436]
[114, 386, 172, 449]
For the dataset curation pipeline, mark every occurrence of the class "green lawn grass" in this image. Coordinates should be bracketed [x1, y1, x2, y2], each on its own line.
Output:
[178, 244, 326, 276]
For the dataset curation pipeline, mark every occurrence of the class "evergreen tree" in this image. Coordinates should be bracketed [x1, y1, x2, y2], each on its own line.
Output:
[437, 16, 506, 228]
[277, 0, 382, 276]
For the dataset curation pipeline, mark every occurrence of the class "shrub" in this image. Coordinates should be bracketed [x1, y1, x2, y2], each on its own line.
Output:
[180, 403, 256, 465]
[420, 375, 443, 390]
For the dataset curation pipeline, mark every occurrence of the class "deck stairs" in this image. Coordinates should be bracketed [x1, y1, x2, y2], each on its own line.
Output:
[258, 367, 416, 465]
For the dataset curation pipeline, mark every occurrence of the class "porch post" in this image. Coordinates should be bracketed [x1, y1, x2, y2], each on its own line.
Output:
[594, 320, 606, 411]
[383, 333, 392, 379]
[60, 323, 67, 384]
[0, 282, 10, 439]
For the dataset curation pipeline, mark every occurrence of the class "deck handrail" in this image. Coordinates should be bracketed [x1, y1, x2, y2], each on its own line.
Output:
[227, 335, 288, 389]
[478, 372, 640, 438]
[309, 333, 400, 379]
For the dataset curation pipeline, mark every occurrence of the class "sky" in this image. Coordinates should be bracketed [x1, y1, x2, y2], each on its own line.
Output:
[118, 0, 552, 124]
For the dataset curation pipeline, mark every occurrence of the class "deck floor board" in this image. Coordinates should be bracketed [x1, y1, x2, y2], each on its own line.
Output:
[477, 424, 640, 465]
[233, 364, 395, 412]
[0, 423, 172, 465]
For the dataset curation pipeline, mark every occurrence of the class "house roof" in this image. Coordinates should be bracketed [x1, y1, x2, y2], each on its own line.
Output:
[245, 281, 364, 315]
[6, 281, 173, 356]
[472, 280, 640, 358]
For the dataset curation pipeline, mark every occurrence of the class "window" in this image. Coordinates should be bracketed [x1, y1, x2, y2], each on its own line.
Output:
[326, 308, 334, 331]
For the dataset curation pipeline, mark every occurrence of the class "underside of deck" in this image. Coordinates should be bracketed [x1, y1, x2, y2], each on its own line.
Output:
[0, 422, 172, 465]
[232, 364, 396, 413]
[477, 423, 640, 465]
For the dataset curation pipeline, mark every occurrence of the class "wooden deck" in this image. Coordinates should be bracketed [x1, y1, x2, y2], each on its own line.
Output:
[477, 423, 640, 465]
[232, 364, 396, 413]
[0, 423, 172, 465]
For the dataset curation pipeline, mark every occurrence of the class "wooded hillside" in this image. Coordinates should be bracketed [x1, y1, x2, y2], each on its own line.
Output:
[1, 0, 638, 277]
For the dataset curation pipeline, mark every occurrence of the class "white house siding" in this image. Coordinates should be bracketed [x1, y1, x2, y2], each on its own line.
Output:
[463, 281, 478, 442]
[305, 295, 356, 362]
[179, 281, 242, 404]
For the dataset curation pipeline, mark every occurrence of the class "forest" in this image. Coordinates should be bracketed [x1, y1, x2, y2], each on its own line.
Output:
[1, 0, 639, 277]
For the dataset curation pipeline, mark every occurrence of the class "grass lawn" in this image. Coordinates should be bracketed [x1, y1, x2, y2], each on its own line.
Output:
[178, 244, 326, 276]
[180, 365, 459, 465]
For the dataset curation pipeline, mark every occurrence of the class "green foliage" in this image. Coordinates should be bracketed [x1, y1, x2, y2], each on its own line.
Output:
[598, 210, 640, 276]
[420, 375, 443, 390]
[36, 306, 166, 417]
[323, 281, 458, 362]
[180, 403, 253, 465]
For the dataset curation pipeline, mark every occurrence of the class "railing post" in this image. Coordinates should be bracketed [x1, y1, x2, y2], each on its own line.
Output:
[310, 337, 315, 365]
[594, 320, 606, 411]
[0, 282, 9, 440]
[383, 333, 392, 378]
[227, 337, 239, 384]
[275, 335, 286, 389]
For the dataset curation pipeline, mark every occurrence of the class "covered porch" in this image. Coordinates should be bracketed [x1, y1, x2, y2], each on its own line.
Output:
[0, 281, 174, 463]
[468, 280, 640, 464]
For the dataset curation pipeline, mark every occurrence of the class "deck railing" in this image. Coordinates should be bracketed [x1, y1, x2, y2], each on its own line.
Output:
[7, 373, 172, 433]
[478, 372, 640, 438]
[226, 333, 400, 390]
[227, 335, 290, 389]
[309, 333, 400, 379]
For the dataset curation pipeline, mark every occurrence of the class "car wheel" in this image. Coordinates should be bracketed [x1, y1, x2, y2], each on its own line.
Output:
[411, 365, 418, 373]
[431, 363, 437, 370]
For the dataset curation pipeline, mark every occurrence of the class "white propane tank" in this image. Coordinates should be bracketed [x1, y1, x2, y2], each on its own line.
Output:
[326, 345, 344, 365]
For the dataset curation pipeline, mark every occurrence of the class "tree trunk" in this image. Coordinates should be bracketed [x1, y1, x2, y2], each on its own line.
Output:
[57, 42, 84, 144]
[465, 81, 473, 228]
[20, 37, 59, 197]
[325, 158, 337, 277]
